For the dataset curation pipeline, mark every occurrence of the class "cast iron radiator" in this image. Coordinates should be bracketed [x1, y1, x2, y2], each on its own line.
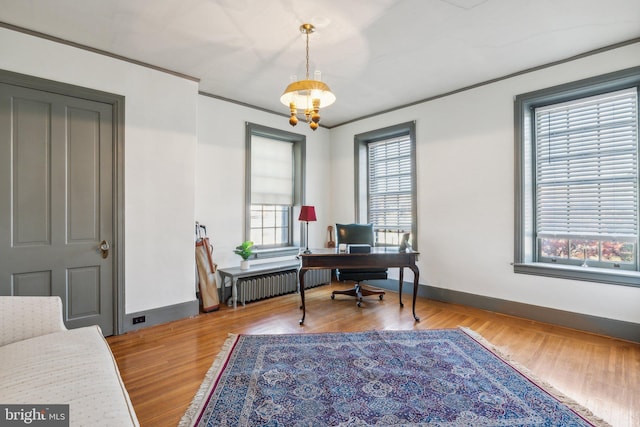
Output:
[240, 269, 331, 303]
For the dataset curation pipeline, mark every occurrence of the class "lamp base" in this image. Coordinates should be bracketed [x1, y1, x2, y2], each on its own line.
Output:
[301, 219, 314, 255]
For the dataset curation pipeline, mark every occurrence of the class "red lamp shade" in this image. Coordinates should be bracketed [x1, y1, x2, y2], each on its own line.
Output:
[298, 205, 317, 222]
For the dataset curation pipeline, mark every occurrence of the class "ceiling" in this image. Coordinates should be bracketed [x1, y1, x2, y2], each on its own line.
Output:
[2, 0, 639, 127]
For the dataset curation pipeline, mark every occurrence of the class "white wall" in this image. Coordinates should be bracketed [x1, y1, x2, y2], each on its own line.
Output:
[195, 96, 332, 269]
[330, 42, 640, 324]
[0, 28, 199, 314]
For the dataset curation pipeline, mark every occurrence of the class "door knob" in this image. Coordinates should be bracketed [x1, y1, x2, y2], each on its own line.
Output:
[99, 240, 110, 259]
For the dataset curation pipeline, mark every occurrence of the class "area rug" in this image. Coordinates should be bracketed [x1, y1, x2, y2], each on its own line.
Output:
[179, 328, 609, 426]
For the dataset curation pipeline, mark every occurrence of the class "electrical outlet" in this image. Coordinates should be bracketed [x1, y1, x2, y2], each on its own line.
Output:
[132, 315, 146, 325]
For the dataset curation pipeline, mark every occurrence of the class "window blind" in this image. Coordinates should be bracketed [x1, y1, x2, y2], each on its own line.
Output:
[250, 136, 293, 205]
[534, 87, 638, 240]
[368, 135, 413, 232]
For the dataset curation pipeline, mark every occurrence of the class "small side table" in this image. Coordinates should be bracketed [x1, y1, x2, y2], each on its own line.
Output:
[218, 260, 300, 308]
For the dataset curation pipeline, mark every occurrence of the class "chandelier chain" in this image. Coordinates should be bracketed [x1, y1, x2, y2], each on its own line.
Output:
[305, 31, 310, 80]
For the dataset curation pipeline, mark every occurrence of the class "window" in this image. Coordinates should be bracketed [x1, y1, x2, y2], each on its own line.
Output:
[245, 123, 305, 253]
[514, 67, 640, 286]
[355, 122, 417, 249]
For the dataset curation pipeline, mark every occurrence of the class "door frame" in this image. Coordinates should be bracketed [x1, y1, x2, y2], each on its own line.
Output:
[1, 69, 126, 335]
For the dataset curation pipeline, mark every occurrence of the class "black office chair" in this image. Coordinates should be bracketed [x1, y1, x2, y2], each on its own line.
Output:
[331, 223, 387, 307]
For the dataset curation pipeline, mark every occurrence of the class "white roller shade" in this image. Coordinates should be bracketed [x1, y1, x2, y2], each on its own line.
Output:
[251, 136, 293, 205]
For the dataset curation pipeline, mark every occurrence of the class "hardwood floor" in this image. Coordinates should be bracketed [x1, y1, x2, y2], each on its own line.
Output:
[107, 283, 640, 427]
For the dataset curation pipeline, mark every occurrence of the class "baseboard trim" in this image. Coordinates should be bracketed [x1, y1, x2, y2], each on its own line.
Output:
[367, 279, 639, 343]
[122, 299, 199, 333]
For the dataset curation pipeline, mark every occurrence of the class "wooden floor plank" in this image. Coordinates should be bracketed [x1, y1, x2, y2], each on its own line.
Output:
[107, 284, 640, 427]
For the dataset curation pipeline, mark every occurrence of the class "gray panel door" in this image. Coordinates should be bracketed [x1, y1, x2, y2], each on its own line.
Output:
[0, 83, 114, 335]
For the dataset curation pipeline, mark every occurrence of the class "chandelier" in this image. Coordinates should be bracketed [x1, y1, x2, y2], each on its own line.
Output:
[280, 23, 336, 131]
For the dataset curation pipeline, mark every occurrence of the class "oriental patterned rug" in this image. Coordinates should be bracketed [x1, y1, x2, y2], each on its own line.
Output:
[179, 328, 609, 427]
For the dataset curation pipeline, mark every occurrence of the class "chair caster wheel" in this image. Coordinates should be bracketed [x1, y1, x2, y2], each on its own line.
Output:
[379, 295, 384, 300]
[331, 294, 335, 300]
[357, 301, 362, 307]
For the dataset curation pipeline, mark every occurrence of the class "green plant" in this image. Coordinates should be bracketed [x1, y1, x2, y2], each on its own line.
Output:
[233, 241, 254, 260]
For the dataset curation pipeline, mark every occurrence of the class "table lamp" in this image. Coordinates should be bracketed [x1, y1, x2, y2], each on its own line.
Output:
[298, 205, 317, 254]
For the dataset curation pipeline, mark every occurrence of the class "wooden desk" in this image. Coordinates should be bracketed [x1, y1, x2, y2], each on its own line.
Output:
[298, 248, 420, 325]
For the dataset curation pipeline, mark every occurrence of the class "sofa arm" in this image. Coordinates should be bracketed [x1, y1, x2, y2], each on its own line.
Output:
[0, 296, 67, 346]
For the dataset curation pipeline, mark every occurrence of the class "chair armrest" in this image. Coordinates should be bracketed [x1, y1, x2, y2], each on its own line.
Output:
[0, 296, 67, 346]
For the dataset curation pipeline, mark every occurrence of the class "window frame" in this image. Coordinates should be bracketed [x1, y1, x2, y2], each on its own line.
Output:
[245, 122, 305, 258]
[354, 121, 418, 250]
[514, 67, 640, 287]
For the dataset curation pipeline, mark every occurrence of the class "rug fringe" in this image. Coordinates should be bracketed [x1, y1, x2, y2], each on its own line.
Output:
[458, 327, 612, 427]
[178, 333, 239, 427]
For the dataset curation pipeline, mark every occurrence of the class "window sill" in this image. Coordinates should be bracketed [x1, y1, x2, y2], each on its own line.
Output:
[253, 247, 301, 260]
[513, 262, 639, 287]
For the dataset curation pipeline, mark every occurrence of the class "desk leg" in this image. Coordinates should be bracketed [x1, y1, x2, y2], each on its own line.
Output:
[398, 267, 404, 308]
[410, 265, 420, 322]
[298, 268, 307, 325]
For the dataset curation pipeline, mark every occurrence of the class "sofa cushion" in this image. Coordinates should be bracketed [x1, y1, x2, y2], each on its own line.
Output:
[0, 325, 138, 426]
[0, 296, 67, 346]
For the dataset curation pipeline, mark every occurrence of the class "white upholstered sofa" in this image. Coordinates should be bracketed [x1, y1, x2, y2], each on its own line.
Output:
[0, 296, 139, 426]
